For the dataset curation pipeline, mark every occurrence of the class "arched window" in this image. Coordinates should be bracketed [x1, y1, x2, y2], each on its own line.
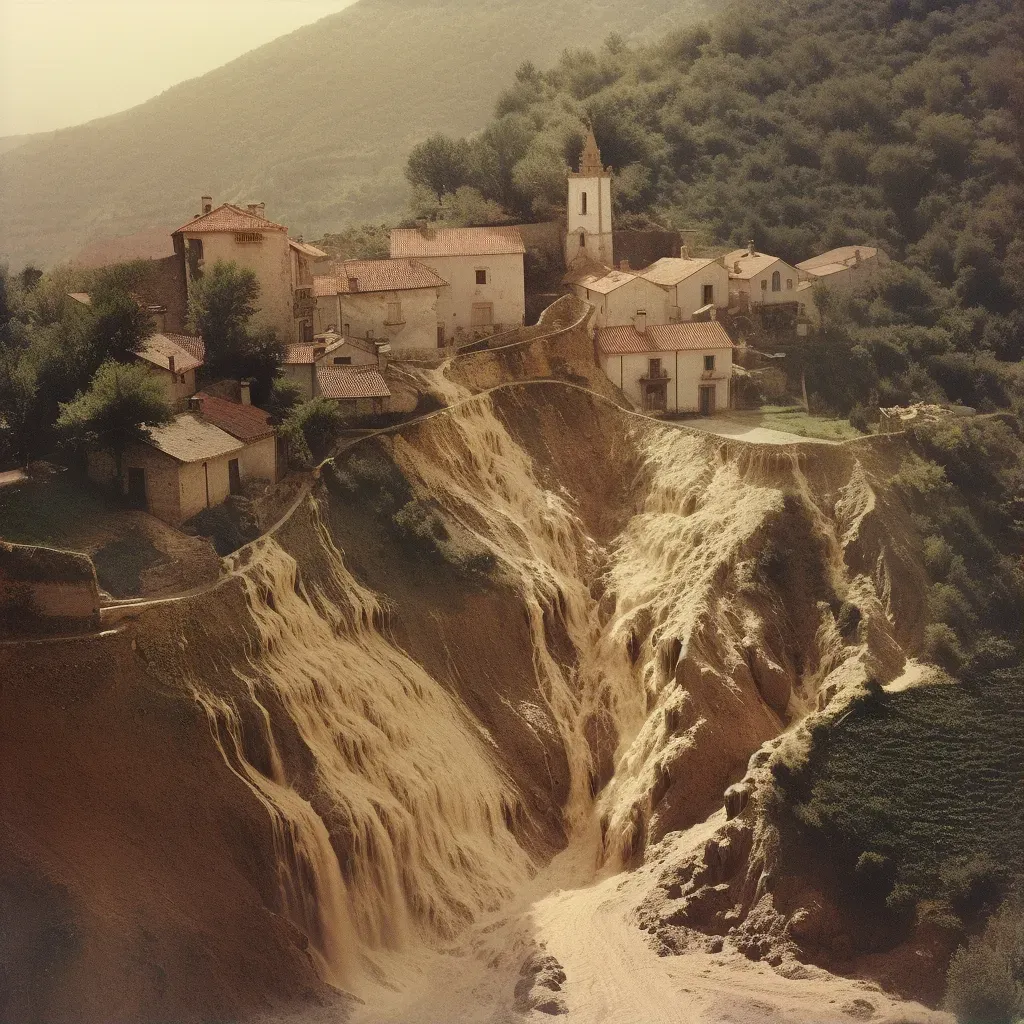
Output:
[579, 231, 586, 248]
[771, 270, 781, 292]
[581, 191, 588, 215]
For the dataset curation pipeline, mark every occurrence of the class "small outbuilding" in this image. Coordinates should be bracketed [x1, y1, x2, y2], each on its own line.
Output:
[724, 243, 801, 310]
[134, 333, 205, 410]
[638, 257, 730, 320]
[316, 367, 391, 419]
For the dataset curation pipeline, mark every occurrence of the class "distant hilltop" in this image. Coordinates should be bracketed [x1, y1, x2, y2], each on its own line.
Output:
[0, 0, 710, 270]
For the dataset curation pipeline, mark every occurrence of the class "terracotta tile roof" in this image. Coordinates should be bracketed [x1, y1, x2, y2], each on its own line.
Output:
[174, 203, 287, 235]
[723, 249, 786, 279]
[565, 263, 638, 294]
[144, 414, 243, 463]
[390, 226, 525, 258]
[800, 262, 849, 278]
[289, 238, 328, 258]
[136, 333, 203, 374]
[168, 333, 206, 363]
[797, 245, 879, 272]
[313, 258, 448, 296]
[639, 257, 719, 286]
[283, 338, 347, 364]
[193, 393, 275, 442]
[316, 367, 391, 400]
[597, 321, 734, 355]
[68, 292, 92, 306]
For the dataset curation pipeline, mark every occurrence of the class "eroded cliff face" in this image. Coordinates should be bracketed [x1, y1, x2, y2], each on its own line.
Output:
[0, 384, 925, 1022]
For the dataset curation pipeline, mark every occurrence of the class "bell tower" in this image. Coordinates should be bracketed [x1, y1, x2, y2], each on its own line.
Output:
[565, 131, 613, 268]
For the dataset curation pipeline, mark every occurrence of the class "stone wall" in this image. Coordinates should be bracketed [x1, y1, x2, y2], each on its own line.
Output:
[0, 542, 100, 635]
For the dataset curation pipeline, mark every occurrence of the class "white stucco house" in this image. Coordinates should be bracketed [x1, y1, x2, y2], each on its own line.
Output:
[638, 257, 730, 320]
[597, 320, 734, 415]
[796, 245, 886, 294]
[565, 261, 668, 331]
[389, 225, 526, 341]
[312, 258, 449, 353]
[133, 333, 205, 411]
[281, 333, 379, 399]
[724, 243, 801, 310]
[173, 198, 327, 345]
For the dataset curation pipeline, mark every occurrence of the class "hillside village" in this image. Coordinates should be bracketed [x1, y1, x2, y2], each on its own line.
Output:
[0, 130, 924, 610]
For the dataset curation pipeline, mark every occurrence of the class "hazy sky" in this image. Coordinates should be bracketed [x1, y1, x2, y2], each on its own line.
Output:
[0, 0, 356, 136]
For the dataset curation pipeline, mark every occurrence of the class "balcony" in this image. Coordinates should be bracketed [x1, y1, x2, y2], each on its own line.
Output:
[639, 368, 670, 383]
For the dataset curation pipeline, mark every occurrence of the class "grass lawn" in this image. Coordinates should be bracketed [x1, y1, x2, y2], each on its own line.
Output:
[742, 405, 868, 442]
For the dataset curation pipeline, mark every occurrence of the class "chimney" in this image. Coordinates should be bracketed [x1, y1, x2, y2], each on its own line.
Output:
[747, 239, 756, 257]
[313, 345, 326, 362]
[247, 204, 259, 215]
[256, 203, 265, 219]
[619, 259, 631, 271]
[201, 195, 213, 215]
[240, 379, 251, 405]
[167, 354, 175, 374]
[634, 310, 647, 335]
[681, 244, 691, 259]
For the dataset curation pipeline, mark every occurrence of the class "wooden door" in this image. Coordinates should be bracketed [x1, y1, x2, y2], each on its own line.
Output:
[698, 385, 716, 416]
[228, 458, 241, 495]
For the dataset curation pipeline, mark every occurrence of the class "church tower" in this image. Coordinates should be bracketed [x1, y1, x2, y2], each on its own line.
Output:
[565, 131, 613, 268]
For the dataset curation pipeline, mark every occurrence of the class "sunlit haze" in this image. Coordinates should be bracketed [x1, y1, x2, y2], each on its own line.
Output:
[0, 0, 355, 136]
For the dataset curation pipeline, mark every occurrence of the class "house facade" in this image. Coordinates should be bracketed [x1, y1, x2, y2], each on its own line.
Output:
[638, 257, 730, 320]
[316, 367, 391, 419]
[597, 321, 734, 415]
[190, 391, 279, 485]
[796, 245, 886, 294]
[566, 262, 668, 331]
[173, 199, 327, 346]
[724, 244, 801, 310]
[281, 334, 379, 399]
[312, 259, 448, 353]
[389, 226, 526, 340]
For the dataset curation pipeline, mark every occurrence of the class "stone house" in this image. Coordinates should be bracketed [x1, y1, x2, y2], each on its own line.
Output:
[638, 257, 730, 320]
[87, 398, 277, 526]
[796, 245, 886, 294]
[312, 258, 448, 353]
[597, 320, 734, 415]
[190, 390, 279, 485]
[724, 243, 801, 310]
[565, 261, 668, 331]
[173, 198, 327, 346]
[134, 333, 204, 410]
[389, 226, 526, 340]
[281, 334, 379, 399]
[316, 367, 391, 419]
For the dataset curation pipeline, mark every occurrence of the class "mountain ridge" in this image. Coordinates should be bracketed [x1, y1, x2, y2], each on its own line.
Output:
[0, 0, 710, 268]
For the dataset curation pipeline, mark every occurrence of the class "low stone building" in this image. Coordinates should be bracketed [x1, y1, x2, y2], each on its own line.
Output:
[597, 320, 734, 415]
[389, 225, 526, 340]
[313, 258, 448, 354]
[565, 260, 668, 331]
[87, 407, 276, 527]
[281, 333, 380, 399]
[191, 390, 279, 484]
[316, 366, 391, 419]
[724, 243, 801, 310]
[796, 245, 886, 294]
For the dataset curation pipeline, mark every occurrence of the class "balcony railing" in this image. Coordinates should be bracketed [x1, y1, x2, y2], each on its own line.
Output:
[639, 368, 669, 382]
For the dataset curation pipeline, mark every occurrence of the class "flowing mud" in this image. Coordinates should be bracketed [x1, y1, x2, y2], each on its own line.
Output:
[1, 382, 941, 1022]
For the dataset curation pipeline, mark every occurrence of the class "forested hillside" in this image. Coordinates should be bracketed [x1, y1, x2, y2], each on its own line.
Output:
[0, 0, 710, 269]
[410, 0, 1023, 412]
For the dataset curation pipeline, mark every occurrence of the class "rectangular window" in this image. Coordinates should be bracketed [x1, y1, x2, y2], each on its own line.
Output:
[471, 302, 493, 327]
[649, 357, 662, 377]
[386, 301, 402, 323]
[475, 269, 488, 285]
[228, 459, 241, 495]
[334, 356, 352, 365]
[703, 354, 716, 372]
[302, 321, 314, 342]
[787, 278, 794, 290]
[702, 284, 714, 305]
[234, 232, 263, 244]
[761, 279, 768, 291]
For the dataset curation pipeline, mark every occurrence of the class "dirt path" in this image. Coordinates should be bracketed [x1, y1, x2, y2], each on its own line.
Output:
[679, 417, 839, 446]
[350, 817, 951, 1024]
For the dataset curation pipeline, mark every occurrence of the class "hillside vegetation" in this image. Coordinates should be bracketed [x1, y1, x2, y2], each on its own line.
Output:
[412, 0, 1023, 414]
[0, 0, 710, 269]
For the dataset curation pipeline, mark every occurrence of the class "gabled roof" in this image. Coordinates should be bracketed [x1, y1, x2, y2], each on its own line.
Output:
[639, 257, 721, 287]
[174, 203, 287, 235]
[168, 333, 206, 363]
[313, 258, 447, 296]
[136, 333, 203, 374]
[144, 414, 243, 463]
[597, 321, 734, 356]
[723, 249, 788, 279]
[390, 226, 525, 259]
[289, 238, 328, 258]
[193, 392, 275, 442]
[797, 245, 879, 272]
[565, 262, 640, 295]
[283, 338, 347, 365]
[317, 367, 391, 400]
